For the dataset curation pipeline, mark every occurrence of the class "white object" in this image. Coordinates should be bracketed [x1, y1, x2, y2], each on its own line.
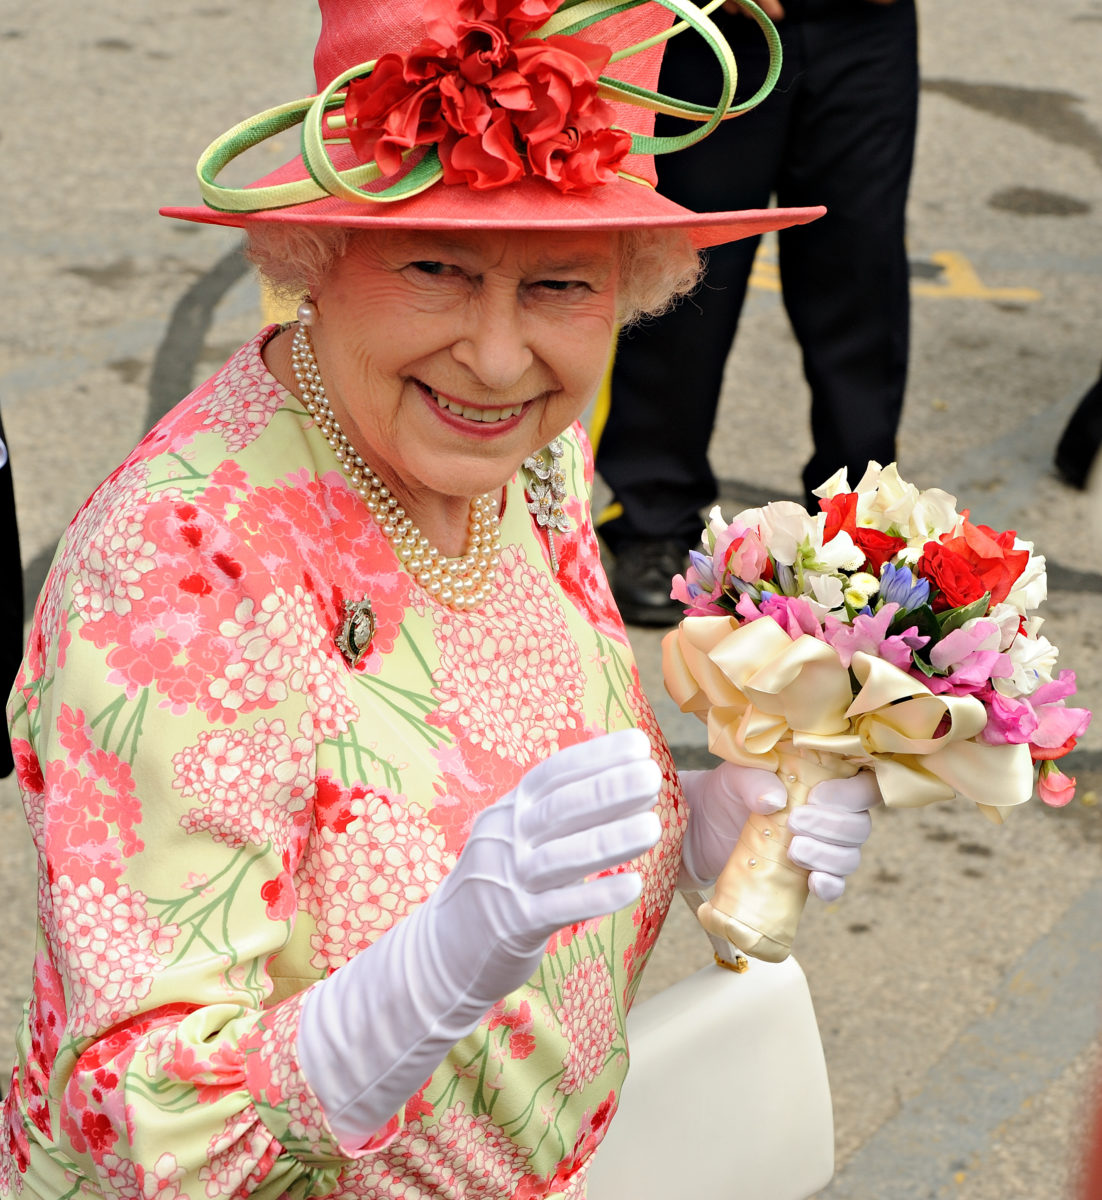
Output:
[298, 730, 663, 1150]
[586, 893, 834, 1200]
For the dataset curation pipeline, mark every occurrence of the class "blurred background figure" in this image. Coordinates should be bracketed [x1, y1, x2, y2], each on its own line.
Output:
[1055, 359, 1102, 490]
[0, 412, 21, 778]
[597, 0, 919, 626]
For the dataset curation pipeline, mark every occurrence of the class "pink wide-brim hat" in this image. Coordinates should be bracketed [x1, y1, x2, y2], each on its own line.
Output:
[160, 0, 824, 250]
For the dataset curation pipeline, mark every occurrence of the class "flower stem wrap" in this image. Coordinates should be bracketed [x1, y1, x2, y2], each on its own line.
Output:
[698, 745, 857, 962]
[663, 616, 1036, 960]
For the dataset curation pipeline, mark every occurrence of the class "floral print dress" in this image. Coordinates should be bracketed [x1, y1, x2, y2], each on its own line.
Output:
[0, 329, 687, 1199]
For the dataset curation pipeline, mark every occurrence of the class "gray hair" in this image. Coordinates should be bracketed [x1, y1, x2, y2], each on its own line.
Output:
[244, 223, 702, 326]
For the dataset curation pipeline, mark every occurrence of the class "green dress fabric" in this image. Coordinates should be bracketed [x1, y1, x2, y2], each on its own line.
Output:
[0, 329, 687, 1198]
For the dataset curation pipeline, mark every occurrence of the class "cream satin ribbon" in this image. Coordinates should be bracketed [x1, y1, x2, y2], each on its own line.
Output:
[662, 616, 1035, 823]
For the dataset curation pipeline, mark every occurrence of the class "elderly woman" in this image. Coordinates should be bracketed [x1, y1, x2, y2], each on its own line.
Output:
[0, 0, 878, 1195]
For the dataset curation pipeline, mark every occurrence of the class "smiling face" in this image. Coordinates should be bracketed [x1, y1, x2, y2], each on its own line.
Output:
[305, 227, 620, 539]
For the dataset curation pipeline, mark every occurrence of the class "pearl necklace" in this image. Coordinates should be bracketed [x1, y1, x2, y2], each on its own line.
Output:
[291, 325, 501, 611]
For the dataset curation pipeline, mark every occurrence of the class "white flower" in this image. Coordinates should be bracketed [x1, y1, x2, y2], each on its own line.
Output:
[811, 466, 851, 500]
[850, 461, 961, 541]
[843, 572, 880, 609]
[807, 572, 846, 611]
[1001, 629, 1059, 697]
[1005, 547, 1047, 613]
[987, 602, 1026, 651]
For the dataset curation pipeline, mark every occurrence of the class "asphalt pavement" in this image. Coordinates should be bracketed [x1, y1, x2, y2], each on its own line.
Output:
[2, 1, 1101, 1197]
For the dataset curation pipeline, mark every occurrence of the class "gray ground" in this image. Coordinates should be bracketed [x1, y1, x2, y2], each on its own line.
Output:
[2, 0, 1101, 1196]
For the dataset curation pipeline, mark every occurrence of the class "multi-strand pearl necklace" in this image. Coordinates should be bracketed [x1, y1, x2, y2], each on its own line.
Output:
[291, 325, 502, 611]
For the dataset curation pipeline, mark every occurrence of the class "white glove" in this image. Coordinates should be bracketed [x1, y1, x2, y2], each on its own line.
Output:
[678, 762, 879, 900]
[297, 729, 662, 1150]
[787, 772, 879, 902]
[678, 762, 786, 889]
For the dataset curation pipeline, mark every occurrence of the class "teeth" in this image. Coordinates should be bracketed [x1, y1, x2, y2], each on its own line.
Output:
[429, 388, 523, 423]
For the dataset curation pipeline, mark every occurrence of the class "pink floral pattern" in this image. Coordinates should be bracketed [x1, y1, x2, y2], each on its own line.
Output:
[297, 773, 454, 971]
[3, 330, 685, 1195]
[555, 956, 615, 1093]
[429, 546, 587, 768]
[175, 715, 316, 854]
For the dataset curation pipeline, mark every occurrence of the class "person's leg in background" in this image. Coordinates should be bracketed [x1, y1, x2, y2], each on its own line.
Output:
[597, 8, 798, 625]
[0, 410, 24, 778]
[777, 0, 919, 505]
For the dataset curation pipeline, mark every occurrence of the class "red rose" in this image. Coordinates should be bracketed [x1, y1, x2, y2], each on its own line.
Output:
[916, 542, 988, 611]
[855, 527, 907, 576]
[939, 519, 1030, 607]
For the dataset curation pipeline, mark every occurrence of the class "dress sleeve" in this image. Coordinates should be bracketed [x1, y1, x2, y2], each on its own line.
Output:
[10, 484, 355, 1198]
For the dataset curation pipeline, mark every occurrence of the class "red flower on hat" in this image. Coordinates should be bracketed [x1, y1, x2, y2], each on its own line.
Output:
[343, 0, 632, 193]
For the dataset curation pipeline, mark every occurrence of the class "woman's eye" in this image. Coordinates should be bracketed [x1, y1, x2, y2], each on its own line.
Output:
[536, 278, 585, 292]
[411, 261, 450, 276]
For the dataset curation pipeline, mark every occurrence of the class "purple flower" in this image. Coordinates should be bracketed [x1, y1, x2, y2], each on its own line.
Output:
[879, 562, 931, 611]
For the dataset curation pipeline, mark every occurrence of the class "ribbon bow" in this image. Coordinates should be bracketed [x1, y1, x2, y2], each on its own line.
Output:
[663, 616, 1035, 823]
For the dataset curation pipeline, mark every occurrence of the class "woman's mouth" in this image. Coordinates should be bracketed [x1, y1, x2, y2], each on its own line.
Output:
[422, 382, 526, 424]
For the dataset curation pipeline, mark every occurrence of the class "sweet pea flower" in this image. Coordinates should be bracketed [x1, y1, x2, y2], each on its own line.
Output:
[1026, 671, 1092, 757]
[1004, 548, 1047, 614]
[811, 466, 851, 501]
[750, 501, 818, 566]
[714, 524, 771, 585]
[669, 570, 726, 617]
[978, 670, 1091, 753]
[924, 618, 1012, 695]
[1037, 760, 1077, 807]
[822, 603, 928, 670]
[807, 571, 846, 612]
[1003, 627, 1059, 697]
[848, 461, 961, 543]
[756, 593, 829, 640]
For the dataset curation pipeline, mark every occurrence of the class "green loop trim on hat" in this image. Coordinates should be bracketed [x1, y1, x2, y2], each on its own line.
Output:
[194, 0, 780, 215]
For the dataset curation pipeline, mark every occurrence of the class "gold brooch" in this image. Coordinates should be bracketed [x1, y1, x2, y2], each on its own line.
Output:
[335, 598, 376, 668]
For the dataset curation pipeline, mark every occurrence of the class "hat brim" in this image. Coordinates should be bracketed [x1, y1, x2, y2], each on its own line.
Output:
[161, 169, 823, 252]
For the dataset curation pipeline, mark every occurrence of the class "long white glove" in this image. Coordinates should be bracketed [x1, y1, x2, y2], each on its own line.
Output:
[678, 762, 878, 900]
[297, 729, 662, 1151]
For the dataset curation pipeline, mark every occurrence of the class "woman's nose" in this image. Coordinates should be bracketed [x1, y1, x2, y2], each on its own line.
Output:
[451, 289, 535, 391]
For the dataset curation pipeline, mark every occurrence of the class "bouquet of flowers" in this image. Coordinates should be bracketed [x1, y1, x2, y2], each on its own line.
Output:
[662, 462, 1091, 962]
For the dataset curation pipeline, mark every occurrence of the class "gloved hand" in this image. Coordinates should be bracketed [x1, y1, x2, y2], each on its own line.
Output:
[678, 762, 786, 889]
[787, 772, 879, 902]
[678, 762, 879, 901]
[297, 729, 662, 1150]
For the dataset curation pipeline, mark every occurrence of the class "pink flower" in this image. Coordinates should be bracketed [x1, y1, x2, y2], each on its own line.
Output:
[1037, 760, 1077, 807]
[823, 604, 927, 671]
[756, 594, 826, 642]
[977, 671, 1091, 758]
[923, 619, 1012, 695]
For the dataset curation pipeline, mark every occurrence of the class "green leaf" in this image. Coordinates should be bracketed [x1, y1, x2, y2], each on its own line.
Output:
[888, 604, 940, 645]
[937, 593, 991, 634]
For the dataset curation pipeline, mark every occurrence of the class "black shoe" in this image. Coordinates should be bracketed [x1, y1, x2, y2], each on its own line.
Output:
[611, 539, 688, 627]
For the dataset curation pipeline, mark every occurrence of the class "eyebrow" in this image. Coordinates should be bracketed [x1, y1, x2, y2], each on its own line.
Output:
[394, 235, 613, 275]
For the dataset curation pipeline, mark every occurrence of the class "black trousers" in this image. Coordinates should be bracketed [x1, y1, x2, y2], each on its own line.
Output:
[597, 0, 919, 550]
[0, 411, 23, 777]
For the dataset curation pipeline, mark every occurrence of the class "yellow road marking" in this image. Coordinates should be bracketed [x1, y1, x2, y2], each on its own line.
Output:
[750, 247, 1040, 302]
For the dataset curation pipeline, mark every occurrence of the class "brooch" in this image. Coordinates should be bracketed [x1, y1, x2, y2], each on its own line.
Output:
[523, 438, 571, 573]
[335, 597, 376, 668]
